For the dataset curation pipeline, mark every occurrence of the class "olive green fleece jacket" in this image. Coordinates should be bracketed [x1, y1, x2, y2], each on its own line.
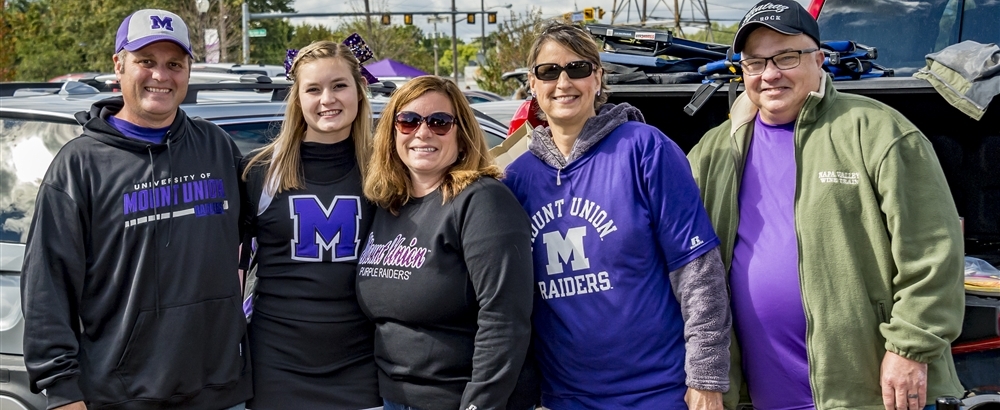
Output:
[687, 75, 966, 409]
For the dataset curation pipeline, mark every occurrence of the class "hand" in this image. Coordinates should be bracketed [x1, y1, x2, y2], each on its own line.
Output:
[53, 402, 87, 410]
[880, 351, 928, 410]
[685, 388, 723, 410]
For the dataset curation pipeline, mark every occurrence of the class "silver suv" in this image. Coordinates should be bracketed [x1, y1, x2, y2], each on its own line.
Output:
[0, 77, 508, 409]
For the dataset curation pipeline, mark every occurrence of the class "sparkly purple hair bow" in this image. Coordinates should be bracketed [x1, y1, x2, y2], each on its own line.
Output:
[284, 49, 299, 81]
[343, 33, 378, 84]
[283, 33, 378, 83]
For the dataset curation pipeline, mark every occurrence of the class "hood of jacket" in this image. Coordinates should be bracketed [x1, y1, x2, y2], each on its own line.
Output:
[74, 96, 188, 152]
[528, 102, 645, 168]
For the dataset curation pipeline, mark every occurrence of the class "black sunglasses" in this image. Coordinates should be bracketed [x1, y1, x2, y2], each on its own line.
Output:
[394, 111, 456, 135]
[532, 61, 596, 81]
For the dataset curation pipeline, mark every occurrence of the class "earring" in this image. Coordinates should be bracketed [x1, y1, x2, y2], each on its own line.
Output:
[597, 89, 602, 97]
[530, 90, 537, 99]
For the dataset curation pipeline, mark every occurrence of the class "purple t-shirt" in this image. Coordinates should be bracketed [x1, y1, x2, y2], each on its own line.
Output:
[730, 115, 814, 409]
[108, 116, 168, 144]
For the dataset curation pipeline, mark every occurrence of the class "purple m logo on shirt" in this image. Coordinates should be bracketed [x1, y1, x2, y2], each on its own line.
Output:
[289, 195, 362, 262]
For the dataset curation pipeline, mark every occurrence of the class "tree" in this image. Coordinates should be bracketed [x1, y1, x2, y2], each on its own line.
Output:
[1, 0, 19, 80]
[476, 8, 545, 95]
[289, 22, 336, 49]
[437, 42, 478, 79]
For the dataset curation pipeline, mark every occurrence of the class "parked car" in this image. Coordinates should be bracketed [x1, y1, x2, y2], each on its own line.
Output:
[463, 90, 506, 104]
[191, 62, 288, 78]
[0, 78, 507, 410]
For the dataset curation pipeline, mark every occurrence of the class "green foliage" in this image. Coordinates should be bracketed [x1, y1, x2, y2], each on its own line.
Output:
[289, 23, 336, 49]
[682, 21, 739, 47]
[437, 43, 477, 78]
[476, 9, 545, 96]
[3, 0, 295, 80]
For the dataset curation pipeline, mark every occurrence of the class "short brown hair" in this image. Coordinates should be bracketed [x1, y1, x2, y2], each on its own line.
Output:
[527, 23, 609, 109]
[364, 76, 500, 215]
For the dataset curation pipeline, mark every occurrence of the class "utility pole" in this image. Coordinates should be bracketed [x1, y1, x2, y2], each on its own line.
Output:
[428, 15, 449, 76]
[242, 2, 249, 64]
[364, 0, 373, 37]
[451, 0, 459, 84]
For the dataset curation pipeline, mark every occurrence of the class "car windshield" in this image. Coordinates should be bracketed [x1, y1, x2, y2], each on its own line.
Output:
[817, 0, 1000, 76]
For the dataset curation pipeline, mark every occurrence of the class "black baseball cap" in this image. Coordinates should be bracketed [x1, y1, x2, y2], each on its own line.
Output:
[733, 0, 820, 53]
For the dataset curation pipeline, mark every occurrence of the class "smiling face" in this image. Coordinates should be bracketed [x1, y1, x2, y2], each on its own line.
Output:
[394, 91, 460, 191]
[113, 41, 190, 128]
[528, 40, 601, 128]
[742, 28, 826, 125]
[297, 57, 360, 143]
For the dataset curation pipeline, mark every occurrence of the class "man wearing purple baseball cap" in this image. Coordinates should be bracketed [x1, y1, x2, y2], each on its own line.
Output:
[20, 9, 252, 410]
[687, 1, 966, 410]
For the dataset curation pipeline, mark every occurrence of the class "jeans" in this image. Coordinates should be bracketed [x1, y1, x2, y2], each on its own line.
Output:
[383, 399, 422, 410]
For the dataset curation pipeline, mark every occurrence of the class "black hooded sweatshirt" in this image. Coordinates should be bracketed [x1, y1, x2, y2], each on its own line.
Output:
[20, 97, 252, 410]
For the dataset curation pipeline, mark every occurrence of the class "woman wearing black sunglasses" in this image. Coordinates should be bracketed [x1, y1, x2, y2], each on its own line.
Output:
[502, 23, 732, 409]
[357, 76, 536, 410]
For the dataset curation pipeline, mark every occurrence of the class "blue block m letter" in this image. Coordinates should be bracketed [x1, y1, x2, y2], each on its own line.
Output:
[149, 16, 174, 31]
[289, 195, 362, 262]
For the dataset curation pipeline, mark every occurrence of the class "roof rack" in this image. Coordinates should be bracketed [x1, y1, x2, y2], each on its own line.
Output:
[586, 24, 729, 61]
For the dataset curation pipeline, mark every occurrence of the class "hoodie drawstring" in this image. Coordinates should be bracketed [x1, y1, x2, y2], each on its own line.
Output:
[146, 147, 161, 318]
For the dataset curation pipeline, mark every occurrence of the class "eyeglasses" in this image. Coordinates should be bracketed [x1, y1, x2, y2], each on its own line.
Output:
[394, 111, 456, 135]
[532, 61, 596, 81]
[739, 48, 819, 76]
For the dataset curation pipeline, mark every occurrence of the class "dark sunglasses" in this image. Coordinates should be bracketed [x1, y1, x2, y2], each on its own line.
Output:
[394, 111, 456, 135]
[532, 61, 596, 81]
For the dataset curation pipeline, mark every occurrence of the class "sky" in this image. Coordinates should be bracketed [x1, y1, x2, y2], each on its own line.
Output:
[288, 0, 812, 43]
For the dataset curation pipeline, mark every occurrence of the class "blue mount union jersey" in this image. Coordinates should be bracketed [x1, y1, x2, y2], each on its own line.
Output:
[504, 121, 720, 409]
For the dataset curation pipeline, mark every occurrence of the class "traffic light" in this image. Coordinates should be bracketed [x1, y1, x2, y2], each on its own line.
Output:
[488, 12, 497, 24]
[598, 7, 605, 19]
[467, 13, 475, 24]
[583, 7, 594, 20]
[404, 14, 413, 25]
[380, 14, 390, 25]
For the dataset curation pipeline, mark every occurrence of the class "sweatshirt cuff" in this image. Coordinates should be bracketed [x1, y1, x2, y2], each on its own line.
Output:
[44, 376, 85, 410]
[687, 377, 730, 393]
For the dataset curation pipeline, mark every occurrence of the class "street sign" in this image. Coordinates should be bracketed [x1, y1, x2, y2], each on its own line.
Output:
[571, 12, 584, 22]
[248, 29, 267, 38]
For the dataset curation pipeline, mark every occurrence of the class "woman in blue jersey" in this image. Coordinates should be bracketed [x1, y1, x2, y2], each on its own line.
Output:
[501, 23, 732, 409]
[239, 40, 380, 409]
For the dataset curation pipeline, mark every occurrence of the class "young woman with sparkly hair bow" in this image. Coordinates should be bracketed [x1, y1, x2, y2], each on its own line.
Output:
[239, 39, 380, 409]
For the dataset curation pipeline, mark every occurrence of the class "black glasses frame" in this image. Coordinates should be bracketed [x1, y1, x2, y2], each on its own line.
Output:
[532, 61, 596, 81]
[394, 111, 456, 135]
[739, 48, 820, 76]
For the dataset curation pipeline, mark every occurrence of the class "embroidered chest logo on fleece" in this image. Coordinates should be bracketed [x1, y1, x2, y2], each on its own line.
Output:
[817, 170, 860, 185]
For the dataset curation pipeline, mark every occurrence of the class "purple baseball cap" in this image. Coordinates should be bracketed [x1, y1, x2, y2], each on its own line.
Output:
[115, 9, 193, 57]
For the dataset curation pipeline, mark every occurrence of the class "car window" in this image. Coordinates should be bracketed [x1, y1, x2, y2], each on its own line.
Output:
[0, 118, 82, 243]
[817, 0, 954, 76]
[217, 121, 281, 154]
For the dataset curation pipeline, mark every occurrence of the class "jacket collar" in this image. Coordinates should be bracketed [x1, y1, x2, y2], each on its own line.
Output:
[729, 74, 837, 139]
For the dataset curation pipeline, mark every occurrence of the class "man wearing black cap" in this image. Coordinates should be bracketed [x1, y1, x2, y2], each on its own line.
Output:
[687, 1, 965, 409]
[20, 9, 252, 410]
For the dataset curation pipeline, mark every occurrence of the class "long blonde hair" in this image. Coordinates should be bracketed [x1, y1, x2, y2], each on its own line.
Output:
[242, 40, 373, 191]
[364, 76, 500, 215]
